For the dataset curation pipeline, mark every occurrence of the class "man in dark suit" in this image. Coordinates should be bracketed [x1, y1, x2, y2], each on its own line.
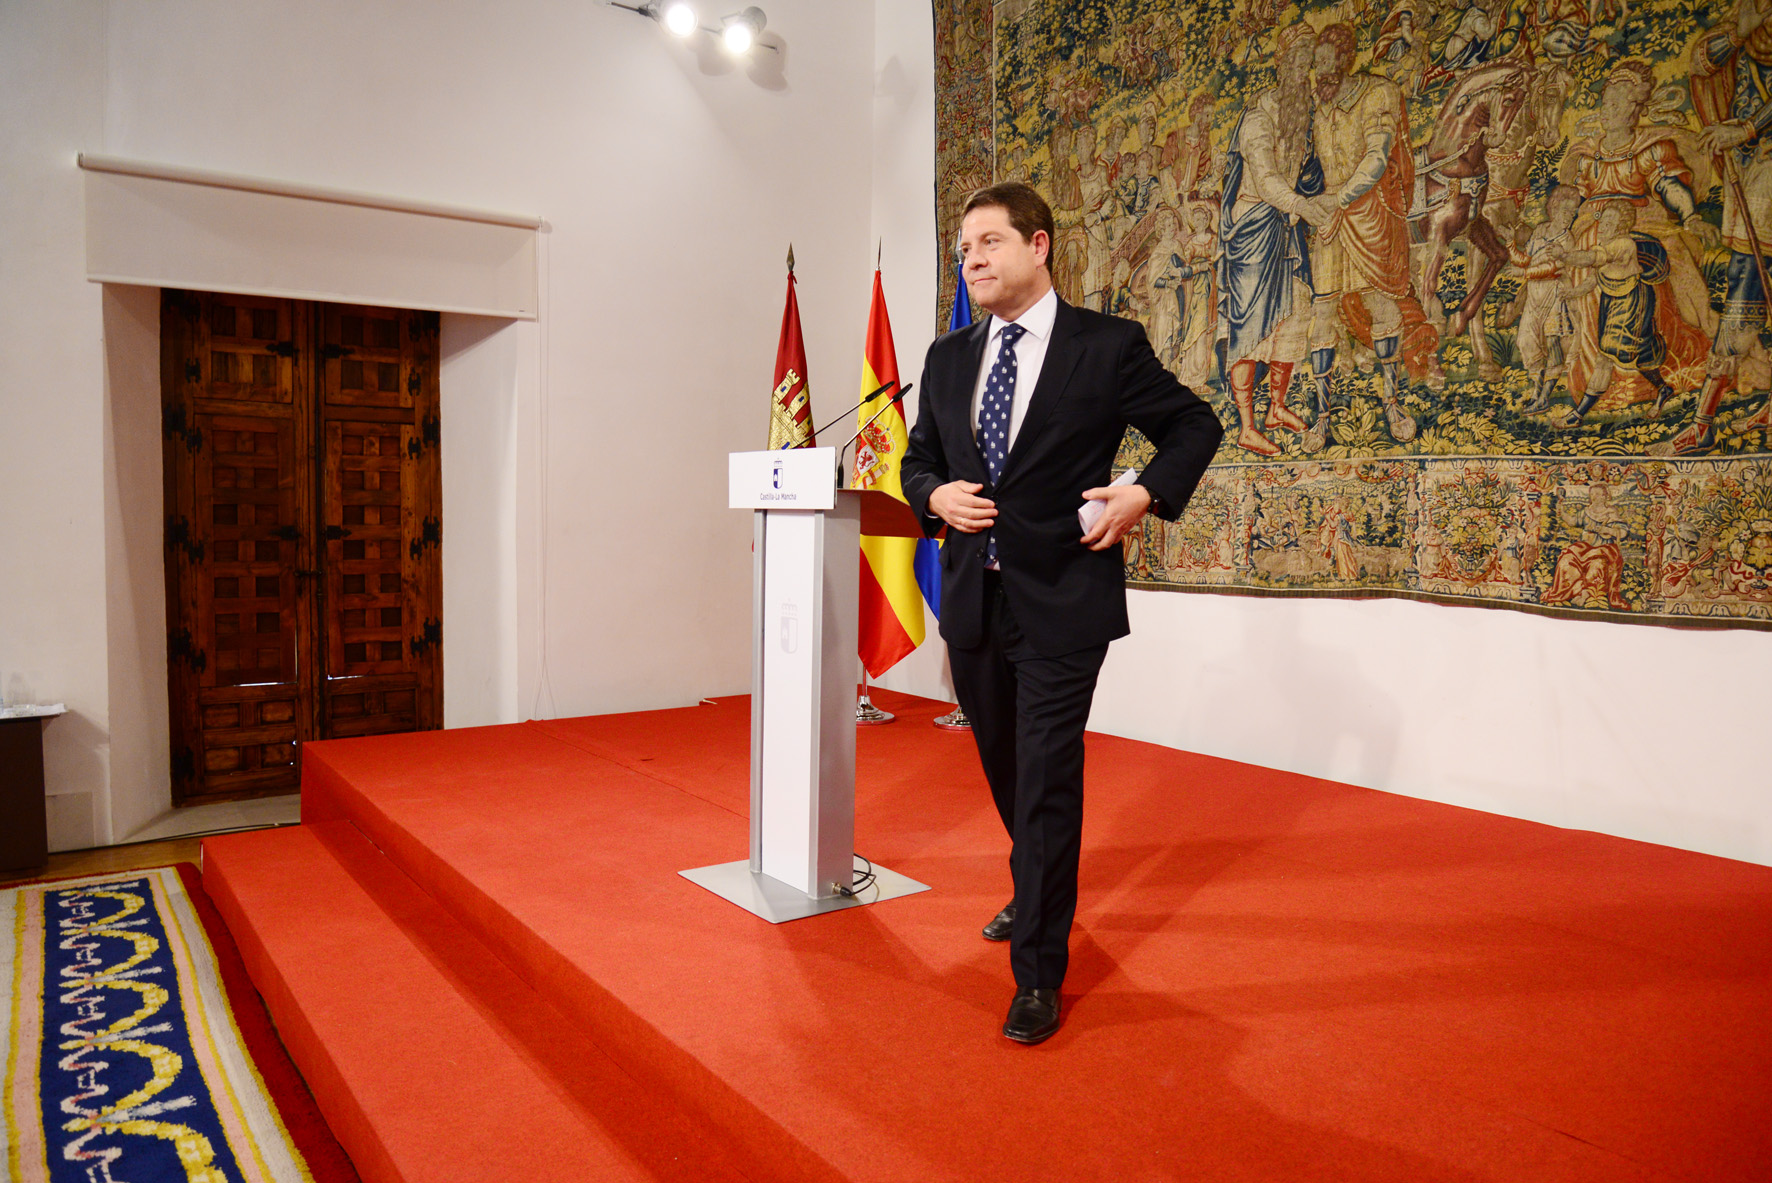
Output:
[901, 182, 1223, 1044]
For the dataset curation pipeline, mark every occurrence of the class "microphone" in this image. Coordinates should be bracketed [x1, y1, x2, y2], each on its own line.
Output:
[836, 382, 914, 461]
[784, 379, 902, 449]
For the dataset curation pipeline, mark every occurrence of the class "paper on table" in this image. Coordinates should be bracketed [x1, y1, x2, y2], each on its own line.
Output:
[1079, 468, 1140, 534]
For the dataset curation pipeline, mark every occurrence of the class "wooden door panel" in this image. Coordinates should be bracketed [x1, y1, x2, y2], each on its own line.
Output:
[325, 673, 421, 739]
[318, 306, 441, 740]
[321, 304, 412, 409]
[198, 414, 300, 686]
[190, 686, 302, 794]
[323, 419, 412, 679]
[203, 295, 298, 405]
[163, 291, 313, 804]
[191, 412, 303, 796]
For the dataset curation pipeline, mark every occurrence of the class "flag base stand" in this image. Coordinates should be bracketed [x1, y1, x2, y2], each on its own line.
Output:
[855, 693, 895, 725]
[933, 705, 971, 731]
[855, 672, 896, 725]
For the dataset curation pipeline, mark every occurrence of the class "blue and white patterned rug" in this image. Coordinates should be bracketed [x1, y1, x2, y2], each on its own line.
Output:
[3, 865, 337, 1182]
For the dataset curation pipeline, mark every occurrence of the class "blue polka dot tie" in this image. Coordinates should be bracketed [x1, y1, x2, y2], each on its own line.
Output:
[978, 322, 1024, 567]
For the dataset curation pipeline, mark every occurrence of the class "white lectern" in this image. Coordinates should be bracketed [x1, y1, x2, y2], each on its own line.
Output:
[679, 448, 931, 922]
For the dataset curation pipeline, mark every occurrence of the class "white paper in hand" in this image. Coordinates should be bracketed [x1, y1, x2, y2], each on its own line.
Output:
[1079, 468, 1140, 535]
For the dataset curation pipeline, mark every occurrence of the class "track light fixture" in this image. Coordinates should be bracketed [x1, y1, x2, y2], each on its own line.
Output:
[658, 1, 697, 36]
[721, 7, 766, 54]
[608, 1, 774, 56]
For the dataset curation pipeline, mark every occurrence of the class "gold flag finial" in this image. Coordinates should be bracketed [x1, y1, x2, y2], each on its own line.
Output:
[786, 244, 795, 273]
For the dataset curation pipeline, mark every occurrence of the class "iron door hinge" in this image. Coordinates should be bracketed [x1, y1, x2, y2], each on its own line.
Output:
[409, 617, 442, 657]
[409, 516, 441, 560]
[169, 628, 207, 674]
[407, 411, 441, 458]
[166, 516, 205, 563]
[163, 405, 202, 452]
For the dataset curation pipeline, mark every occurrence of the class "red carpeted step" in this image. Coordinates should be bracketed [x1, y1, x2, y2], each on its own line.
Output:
[295, 717, 853, 1183]
[202, 822, 747, 1183]
[275, 693, 1772, 1182]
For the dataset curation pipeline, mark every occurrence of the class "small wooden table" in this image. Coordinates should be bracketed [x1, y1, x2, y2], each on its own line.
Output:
[1, 704, 65, 872]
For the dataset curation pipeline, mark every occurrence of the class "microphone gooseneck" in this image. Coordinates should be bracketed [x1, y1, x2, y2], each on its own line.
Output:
[784, 379, 902, 449]
[836, 382, 914, 461]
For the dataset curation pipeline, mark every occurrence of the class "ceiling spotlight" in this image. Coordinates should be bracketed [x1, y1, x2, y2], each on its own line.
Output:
[657, 1, 698, 37]
[612, 0, 774, 56]
[721, 6, 765, 54]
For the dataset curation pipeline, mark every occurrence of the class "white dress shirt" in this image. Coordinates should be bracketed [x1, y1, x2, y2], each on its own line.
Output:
[970, 285, 1058, 454]
[970, 285, 1057, 570]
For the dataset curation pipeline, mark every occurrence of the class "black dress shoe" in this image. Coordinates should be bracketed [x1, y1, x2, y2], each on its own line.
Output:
[981, 903, 1015, 942]
[1002, 987, 1061, 1044]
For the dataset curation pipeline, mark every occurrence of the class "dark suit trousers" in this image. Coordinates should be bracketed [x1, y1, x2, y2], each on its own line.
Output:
[948, 571, 1107, 990]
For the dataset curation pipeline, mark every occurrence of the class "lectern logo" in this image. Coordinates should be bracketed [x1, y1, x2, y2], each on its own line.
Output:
[772, 459, 783, 489]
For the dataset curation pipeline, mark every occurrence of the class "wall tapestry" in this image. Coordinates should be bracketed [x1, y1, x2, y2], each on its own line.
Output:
[934, 0, 1772, 628]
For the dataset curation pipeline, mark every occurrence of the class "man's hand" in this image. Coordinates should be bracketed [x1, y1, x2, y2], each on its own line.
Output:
[928, 480, 997, 533]
[1079, 483, 1153, 551]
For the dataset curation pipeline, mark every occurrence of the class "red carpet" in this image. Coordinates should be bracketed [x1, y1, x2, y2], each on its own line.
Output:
[204, 689, 1772, 1182]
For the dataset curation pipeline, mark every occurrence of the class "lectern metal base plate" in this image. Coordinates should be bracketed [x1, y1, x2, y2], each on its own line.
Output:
[679, 860, 930, 923]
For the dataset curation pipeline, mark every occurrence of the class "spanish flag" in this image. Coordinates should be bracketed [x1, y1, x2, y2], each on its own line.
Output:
[766, 247, 815, 450]
[853, 269, 925, 677]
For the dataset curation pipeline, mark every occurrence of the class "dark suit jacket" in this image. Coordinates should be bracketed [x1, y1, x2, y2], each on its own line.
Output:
[901, 297, 1224, 657]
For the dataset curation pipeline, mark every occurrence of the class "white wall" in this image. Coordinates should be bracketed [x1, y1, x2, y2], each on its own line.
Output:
[102, 284, 172, 843]
[3, 0, 880, 848]
[1096, 594, 1772, 865]
[866, 0, 1772, 867]
[439, 315, 525, 729]
[1, 1, 112, 850]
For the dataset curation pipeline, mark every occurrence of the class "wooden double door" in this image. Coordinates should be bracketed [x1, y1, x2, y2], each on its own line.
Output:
[161, 290, 442, 804]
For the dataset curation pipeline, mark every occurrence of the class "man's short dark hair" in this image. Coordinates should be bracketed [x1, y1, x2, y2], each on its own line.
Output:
[962, 182, 1056, 270]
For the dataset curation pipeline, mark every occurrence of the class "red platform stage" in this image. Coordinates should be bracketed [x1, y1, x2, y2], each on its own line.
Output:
[203, 690, 1772, 1182]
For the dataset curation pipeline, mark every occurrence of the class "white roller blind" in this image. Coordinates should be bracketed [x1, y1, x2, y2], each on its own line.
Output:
[80, 154, 539, 319]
